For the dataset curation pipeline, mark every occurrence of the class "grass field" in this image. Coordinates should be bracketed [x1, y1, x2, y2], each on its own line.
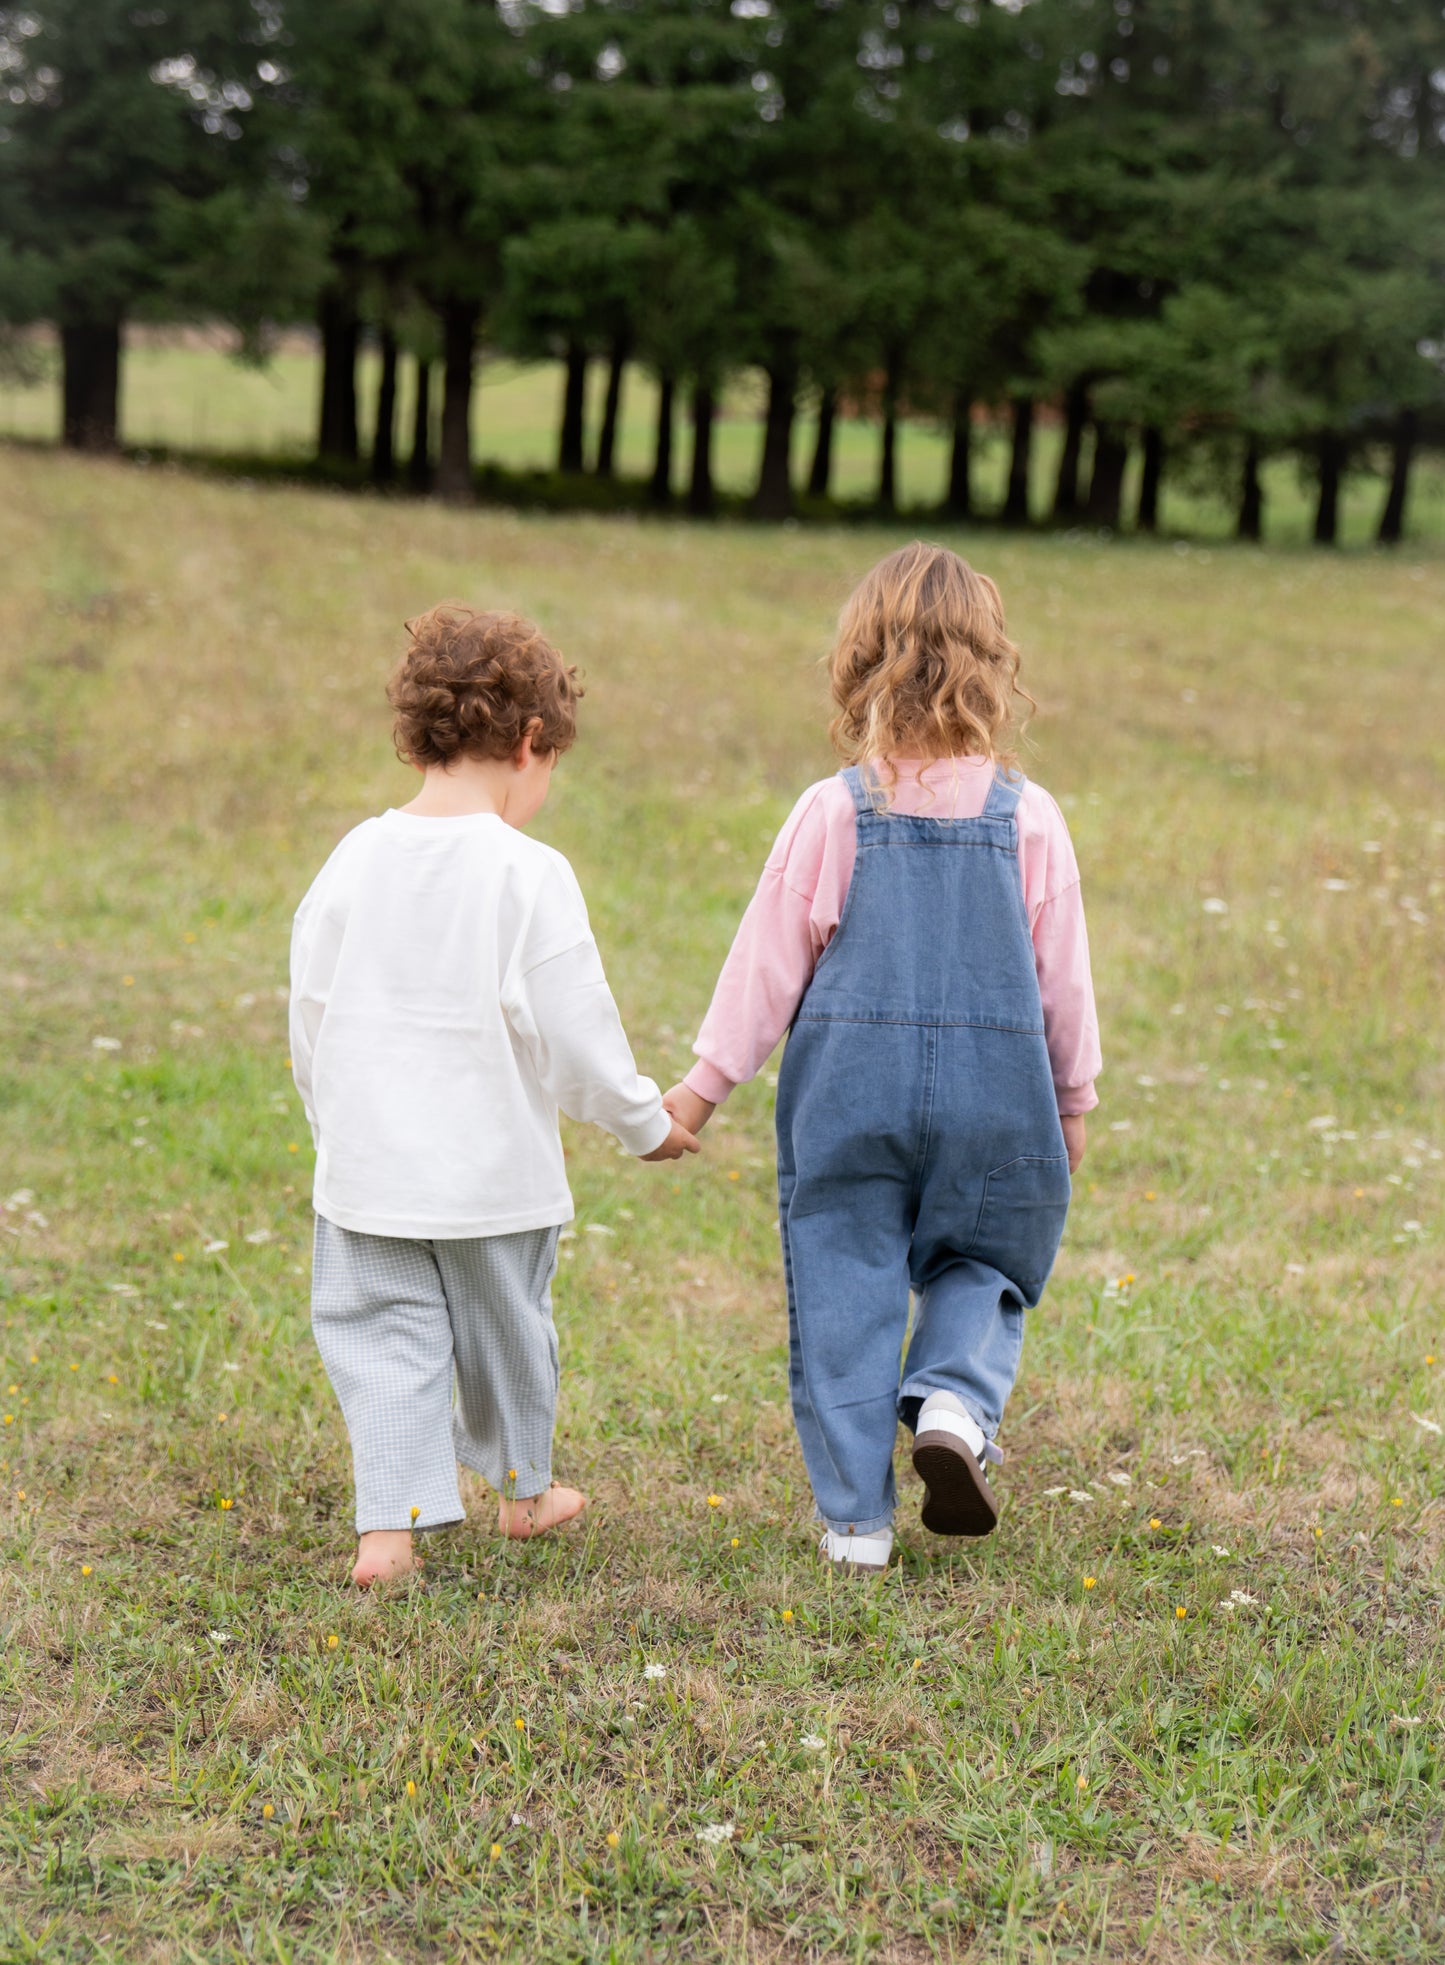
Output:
[1, 441, 1443, 1962]
[4, 336, 1443, 547]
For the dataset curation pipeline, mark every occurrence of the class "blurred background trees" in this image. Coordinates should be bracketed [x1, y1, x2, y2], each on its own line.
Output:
[1, 0, 1441, 537]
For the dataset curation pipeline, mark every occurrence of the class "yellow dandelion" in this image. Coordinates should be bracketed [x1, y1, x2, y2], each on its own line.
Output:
[406, 1779, 416, 1797]
[6, 1384, 15, 1395]
[16, 1489, 25, 1500]
[1144, 1191, 1156, 1201]
[1314, 1526, 1323, 1539]
[1354, 1188, 1364, 1198]
[1083, 1575, 1097, 1590]
[217, 1413, 227, 1423]
[1427, 1355, 1437, 1365]
[326, 1634, 339, 1650]
[477, 1591, 487, 1603]
[911, 1657, 922, 1671]
[781, 1608, 793, 1623]
[81, 1565, 92, 1576]
[410, 1505, 420, 1523]
[606, 1830, 620, 1848]
[514, 1716, 525, 1732]
[262, 1803, 274, 1820]
[1076, 1774, 1088, 1791]
[29, 1355, 37, 1364]
[2, 1417, 11, 1427]
[730, 1536, 740, 1548]
[1150, 1517, 1162, 1529]
[183, 931, 197, 944]
[69, 1362, 79, 1372]
[489, 1842, 502, 1860]
[123, 975, 134, 986]
[219, 1497, 233, 1511]
[172, 1251, 185, 1263]
[1175, 1605, 1187, 1619]
[706, 1493, 722, 1508]
[1391, 1496, 1404, 1508]
[727, 1170, 740, 1182]
[287, 1142, 299, 1154]
[107, 1374, 118, 1385]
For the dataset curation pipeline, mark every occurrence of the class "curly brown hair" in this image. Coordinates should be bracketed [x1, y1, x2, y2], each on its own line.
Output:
[388, 605, 581, 769]
[828, 542, 1032, 774]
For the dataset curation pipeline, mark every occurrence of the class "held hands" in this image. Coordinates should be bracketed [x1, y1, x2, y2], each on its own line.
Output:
[662, 1083, 716, 1140]
[1061, 1114, 1087, 1175]
[641, 1113, 703, 1162]
[639, 1082, 717, 1163]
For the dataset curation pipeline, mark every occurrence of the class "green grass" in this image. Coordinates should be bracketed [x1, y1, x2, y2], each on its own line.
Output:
[1, 443, 1443, 1960]
[4, 334, 1444, 546]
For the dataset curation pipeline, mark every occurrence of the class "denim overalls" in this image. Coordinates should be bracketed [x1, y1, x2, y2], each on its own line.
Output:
[774, 763, 1072, 1535]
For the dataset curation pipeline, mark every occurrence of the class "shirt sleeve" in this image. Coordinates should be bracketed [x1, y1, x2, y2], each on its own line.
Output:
[288, 876, 333, 1145]
[686, 781, 844, 1102]
[1019, 789, 1102, 1115]
[512, 939, 671, 1156]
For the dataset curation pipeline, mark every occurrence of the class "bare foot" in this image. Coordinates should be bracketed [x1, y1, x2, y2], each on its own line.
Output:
[352, 1529, 421, 1587]
[497, 1483, 588, 1540]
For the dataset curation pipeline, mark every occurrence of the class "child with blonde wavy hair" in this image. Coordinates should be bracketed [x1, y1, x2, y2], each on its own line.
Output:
[664, 543, 1100, 1573]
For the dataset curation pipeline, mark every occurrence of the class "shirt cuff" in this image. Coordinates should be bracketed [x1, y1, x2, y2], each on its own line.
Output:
[1056, 1082, 1099, 1117]
[684, 1059, 737, 1107]
[621, 1103, 674, 1158]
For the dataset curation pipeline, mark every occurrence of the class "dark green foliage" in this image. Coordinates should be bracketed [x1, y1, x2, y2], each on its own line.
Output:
[1, 0, 1442, 533]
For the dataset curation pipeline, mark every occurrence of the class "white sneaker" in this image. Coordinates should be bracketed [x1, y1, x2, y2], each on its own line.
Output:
[818, 1526, 893, 1574]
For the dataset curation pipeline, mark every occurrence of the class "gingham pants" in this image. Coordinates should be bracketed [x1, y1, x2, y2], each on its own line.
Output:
[311, 1214, 561, 1533]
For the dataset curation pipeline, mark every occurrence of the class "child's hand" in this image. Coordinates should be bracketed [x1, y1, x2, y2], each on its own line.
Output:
[662, 1083, 716, 1138]
[641, 1115, 703, 1162]
[1062, 1114, 1087, 1174]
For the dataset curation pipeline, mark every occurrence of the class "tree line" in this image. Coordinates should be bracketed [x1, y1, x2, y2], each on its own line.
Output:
[2, 0, 1443, 541]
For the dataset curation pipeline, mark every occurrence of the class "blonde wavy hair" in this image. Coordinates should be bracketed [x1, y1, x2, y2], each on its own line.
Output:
[828, 543, 1032, 775]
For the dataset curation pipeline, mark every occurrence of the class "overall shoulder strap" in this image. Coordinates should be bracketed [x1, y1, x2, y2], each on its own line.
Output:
[839, 764, 877, 816]
[981, 765, 1025, 820]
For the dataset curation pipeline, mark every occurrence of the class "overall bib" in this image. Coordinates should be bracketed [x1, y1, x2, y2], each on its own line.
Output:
[775, 764, 1072, 1534]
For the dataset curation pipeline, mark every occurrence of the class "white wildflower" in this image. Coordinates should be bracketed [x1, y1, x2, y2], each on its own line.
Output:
[585, 1223, 615, 1237]
[1201, 897, 1228, 915]
[710, 1393, 729, 1405]
[1106, 1471, 1131, 1487]
[1211, 1545, 1231, 1558]
[91, 1036, 122, 1051]
[1043, 1486, 1067, 1496]
[243, 1229, 272, 1245]
[696, 1823, 734, 1847]
[1322, 878, 1352, 892]
[203, 1240, 228, 1254]
[1068, 1490, 1093, 1504]
[642, 1663, 667, 1681]
[1409, 1413, 1441, 1436]
[800, 1734, 826, 1751]
[208, 1629, 233, 1644]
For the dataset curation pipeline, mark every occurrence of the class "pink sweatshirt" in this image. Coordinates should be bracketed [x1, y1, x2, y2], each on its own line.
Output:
[683, 756, 1101, 1116]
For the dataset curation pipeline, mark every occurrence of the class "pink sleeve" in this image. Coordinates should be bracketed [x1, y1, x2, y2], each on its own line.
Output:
[684, 779, 855, 1103]
[1018, 787, 1102, 1115]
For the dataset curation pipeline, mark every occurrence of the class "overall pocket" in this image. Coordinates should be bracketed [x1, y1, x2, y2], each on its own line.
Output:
[966, 1155, 1073, 1305]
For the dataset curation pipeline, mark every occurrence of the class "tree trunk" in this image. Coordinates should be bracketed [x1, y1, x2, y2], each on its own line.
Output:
[877, 347, 902, 513]
[408, 357, 433, 493]
[558, 341, 587, 473]
[1135, 425, 1164, 532]
[946, 390, 972, 517]
[372, 328, 398, 484]
[1313, 431, 1344, 545]
[1052, 380, 1089, 520]
[688, 382, 716, 517]
[1085, 419, 1128, 528]
[60, 319, 122, 452]
[1237, 437, 1262, 541]
[1002, 397, 1034, 526]
[317, 290, 360, 462]
[435, 301, 478, 505]
[1377, 408, 1416, 545]
[650, 372, 675, 504]
[808, 386, 836, 499]
[594, 334, 629, 478]
[753, 363, 797, 519]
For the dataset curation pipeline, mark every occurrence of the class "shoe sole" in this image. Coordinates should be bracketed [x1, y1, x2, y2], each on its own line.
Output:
[913, 1429, 999, 1537]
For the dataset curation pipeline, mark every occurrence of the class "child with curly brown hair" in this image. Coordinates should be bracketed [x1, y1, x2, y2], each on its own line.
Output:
[664, 544, 1100, 1575]
[290, 605, 700, 1586]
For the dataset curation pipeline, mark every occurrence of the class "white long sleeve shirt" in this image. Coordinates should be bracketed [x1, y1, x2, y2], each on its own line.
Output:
[289, 810, 670, 1238]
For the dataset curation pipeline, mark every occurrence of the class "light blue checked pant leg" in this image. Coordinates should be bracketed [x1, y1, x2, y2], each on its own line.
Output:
[311, 1215, 561, 1534]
